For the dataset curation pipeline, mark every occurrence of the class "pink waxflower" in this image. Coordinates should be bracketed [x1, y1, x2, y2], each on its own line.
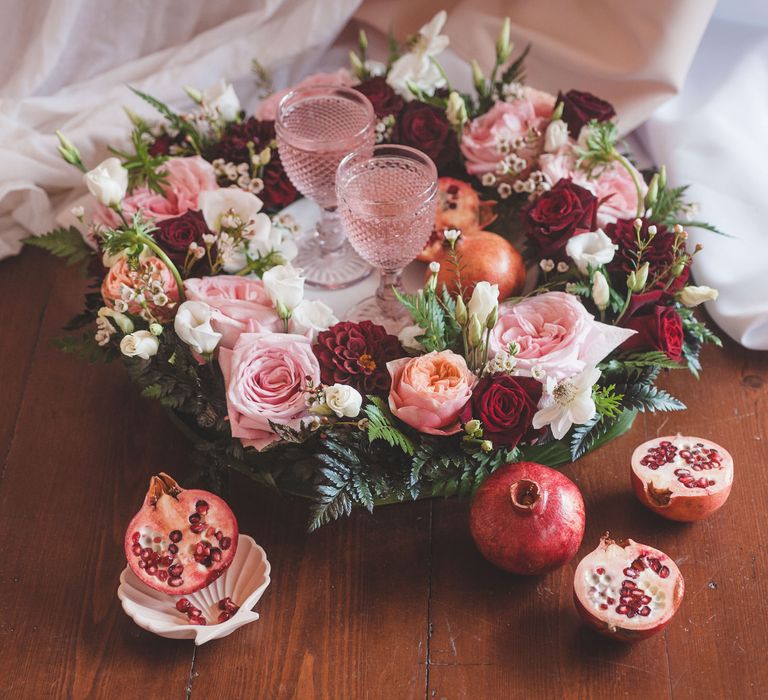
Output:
[490, 292, 636, 380]
[184, 276, 281, 349]
[101, 256, 180, 322]
[255, 69, 356, 120]
[387, 351, 476, 436]
[219, 332, 320, 451]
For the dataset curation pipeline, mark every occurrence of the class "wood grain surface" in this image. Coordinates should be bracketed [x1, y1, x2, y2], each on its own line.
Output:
[1, 248, 766, 699]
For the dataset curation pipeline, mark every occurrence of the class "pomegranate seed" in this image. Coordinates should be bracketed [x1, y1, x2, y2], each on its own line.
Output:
[158, 571, 168, 582]
[187, 606, 201, 617]
[606, 597, 615, 605]
[153, 536, 162, 544]
[132, 544, 142, 556]
[189, 513, 201, 524]
[622, 580, 636, 589]
[202, 557, 213, 568]
[210, 548, 222, 562]
[190, 522, 205, 534]
[599, 604, 608, 610]
[168, 544, 179, 555]
[617, 605, 629, 615]
[146, 564, 158, 575]
[626, 609, 636, 619]
[196, 500, 209, 515]
[132, 532, 141, 544]
[218, 597, 234, 611]
[659, 566, 670, 579]
[140, 548, 151, 561]
[206, 527, 215, 537]
[596, 567, 605, 575]
[623, 568, 638, 579]
[648, 558, 661, 573]
[138, 560, 147, 569]
[188, 616, 207, 626]
[219, 536, 232, 550]
[168, 576, 184, 587]
[159, 556, 173, 568]
[640, 595, 651, 605]
[169, 564, 184, 577]
[631, 559, 646, 571]
[169, 530, 182, 543]
[639, 606, 651, 616]
[218, 611, 231, 623]
[215, 530, 223, 541]
[176, 598, 191, 612]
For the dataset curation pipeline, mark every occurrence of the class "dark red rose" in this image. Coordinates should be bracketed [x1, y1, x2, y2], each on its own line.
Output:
[621, 305, 684, 361]
[459, 375, 542, 448]
[153, 210, 210, 265]
[523, 179, 598, 257]
[393, 101, 459, 174]
[313, 320, 403, 395]
[205, 117, 276, 164]
[149, 134, 173, 157]
[355, 77, 404, 118]
[557, 89, 616, 137]
[260, 164, 298, 210]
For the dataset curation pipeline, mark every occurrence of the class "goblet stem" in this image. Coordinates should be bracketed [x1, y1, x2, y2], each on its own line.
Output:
[316, 207, 345, 254]
[376, 268, 404, 319]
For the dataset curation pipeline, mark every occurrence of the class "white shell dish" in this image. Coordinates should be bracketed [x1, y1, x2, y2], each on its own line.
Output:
[117, 534, 271, 645]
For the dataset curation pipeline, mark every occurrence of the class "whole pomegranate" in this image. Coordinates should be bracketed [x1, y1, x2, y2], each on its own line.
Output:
[124, 473, 239, 595]
[573, 534, 685, 641]
[469, 462, 585, 575]
[631, 435, 733, 522]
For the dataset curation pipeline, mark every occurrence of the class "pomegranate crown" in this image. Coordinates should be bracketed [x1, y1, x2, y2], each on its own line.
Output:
[148, 472, 183, 506]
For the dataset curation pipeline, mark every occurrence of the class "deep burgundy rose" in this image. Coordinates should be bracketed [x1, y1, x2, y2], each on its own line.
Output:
[313, 320, 403, 395]
[354, 77, 404, 118]
[260, 164, 298, 210]
[206, 117, 276, 164]
[153, 210, 210, 265]
[393, 102, 459, 174]
[557, 89, 616, 137]
[621, 305, 684, 361]
[523, 179, 598, 257]
[459, 375, 542, 448]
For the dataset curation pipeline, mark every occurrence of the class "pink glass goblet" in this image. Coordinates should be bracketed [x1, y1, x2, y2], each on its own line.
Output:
[337, 145, 438, 334]
[276, 85, 375, 289]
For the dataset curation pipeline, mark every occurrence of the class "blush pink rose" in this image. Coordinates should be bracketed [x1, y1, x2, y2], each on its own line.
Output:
[524, 86, 556, 119]
[387, 351, 476, 436]
[184, 276, 281, 349]
[219, 332, 320, 451]
[490, 291, 636, 380]
[255, 69, 356, 120]
[101, 256, 180, 322]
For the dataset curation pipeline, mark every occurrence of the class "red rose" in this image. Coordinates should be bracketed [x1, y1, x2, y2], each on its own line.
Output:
[459, 375, 542, 448]
[393, 102, 459, 174]
[523, 179, 598, 257]
[621, 305, 684, 361]
[153, 210, 210, 265]
[313, 320, 403, 395]
[557, 89, 616, 137]
[355, 77, 404, 118]
[260, 164, 299, 210]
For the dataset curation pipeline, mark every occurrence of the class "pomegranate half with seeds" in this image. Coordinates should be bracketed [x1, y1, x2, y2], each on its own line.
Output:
[631, 435, 734, 522]
[573, 535, 685, 641]
[124, 473, 238, 595]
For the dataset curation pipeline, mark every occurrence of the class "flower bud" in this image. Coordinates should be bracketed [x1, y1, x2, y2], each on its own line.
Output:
[184, 86, 203, 104]
[471, 59, 485, 94]
[627, 262, 649, 292]
[480, 440, 493, 453]
[591, 270, 610, 311]
[349, 51, 364, 78]
[496, 17, 512, 63]
[446, 91, 468, 128]
[544, 119, 569, 153]
[429, 261, 441, 274]
[464, 419, 481, 435]
[658, 165, 667, 189]
[149, 323, 163, 336]
[679, 285, 719, 307]
[259, 147, 271, 166]
[468, 313, 483, 348]
[485, 305, 498, 330]
[454, 294, 468, 325]
[358, 28, 368, 53]
[644, 173, 659, 210]
[56, 130, 85, 170]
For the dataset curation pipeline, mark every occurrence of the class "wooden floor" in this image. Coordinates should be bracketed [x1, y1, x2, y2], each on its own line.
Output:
[1, 247, 766, 699]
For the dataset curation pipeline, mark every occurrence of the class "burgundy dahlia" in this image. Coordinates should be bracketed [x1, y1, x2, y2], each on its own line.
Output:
[557, 89, 616, 137]
[313, 320, 403, 395]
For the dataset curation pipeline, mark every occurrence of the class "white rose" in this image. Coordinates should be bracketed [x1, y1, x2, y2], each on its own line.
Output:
[544, 119, 569, 153]
[262, 263, 305, 312]
[679, 285, 719, 307]
[84, 157, 128, 207]
[591, 270, 610, 311]
[398, 324, 426, 353]
[565, 229, 618, 274]
[199, 189, 264, 233]
[174, 301, 222, 354]
[202, 79, 241, 122]
[467, 281, 499, 325]
[324, 384, 363, 418]
[119, 330, 159, 360]
[290, 299, 337, 342]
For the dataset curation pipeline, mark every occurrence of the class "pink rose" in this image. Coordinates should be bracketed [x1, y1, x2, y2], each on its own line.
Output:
[490, 291, 636, 380]
[101, 256, 180, 322]
[387, 351, 476, 436]
[219, 332, 320, 451]
[184, 276, 281, 349]
[524, 86, 556, 119]
[255, 69, 356, 120]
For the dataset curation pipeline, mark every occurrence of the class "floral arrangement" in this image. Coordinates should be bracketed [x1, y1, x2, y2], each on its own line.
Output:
[28, 11, 722, 529]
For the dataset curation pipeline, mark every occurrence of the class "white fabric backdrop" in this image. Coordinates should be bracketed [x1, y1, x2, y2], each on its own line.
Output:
[1, 0, 766, 349]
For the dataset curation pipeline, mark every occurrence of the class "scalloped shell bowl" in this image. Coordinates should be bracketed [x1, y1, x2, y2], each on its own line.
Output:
[117, 534, 271, 645]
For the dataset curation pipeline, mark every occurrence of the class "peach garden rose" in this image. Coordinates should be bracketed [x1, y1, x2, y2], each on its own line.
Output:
[101, 255, 179, 322]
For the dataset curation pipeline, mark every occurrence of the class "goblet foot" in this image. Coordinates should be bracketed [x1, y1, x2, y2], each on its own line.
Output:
[345, 295, 412, 335]
[294, 236, 372, 289]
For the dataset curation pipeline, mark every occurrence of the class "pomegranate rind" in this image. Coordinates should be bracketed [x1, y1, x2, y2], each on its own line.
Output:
[630, 435, 734, 522]
[573, 536, 685, 642]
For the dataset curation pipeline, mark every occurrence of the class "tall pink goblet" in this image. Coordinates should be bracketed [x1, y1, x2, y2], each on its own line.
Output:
[337, 145, 438, 334]
[276, 85, 375, 288]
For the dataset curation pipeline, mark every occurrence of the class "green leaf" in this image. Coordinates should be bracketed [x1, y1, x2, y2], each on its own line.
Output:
[570, 414, 618, 461]
[129, 86, 203, 154]
[52, 334, 109, 363]
[593, 384, 624, 419]
[621, 384, 686, 413]
[498, 43, 531, 86]
[24, 227, 93, 268]
[394, 287, 449, 352]
[364, 396, 415, 455]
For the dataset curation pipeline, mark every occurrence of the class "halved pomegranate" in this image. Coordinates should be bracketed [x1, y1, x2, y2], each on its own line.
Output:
[573, 535, 685, 641]
[631, 435, 734, 522]
[124, 473, 239, 595]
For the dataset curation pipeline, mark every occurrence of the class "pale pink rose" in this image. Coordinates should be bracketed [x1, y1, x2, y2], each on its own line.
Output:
[490, 291, 636, 380]
[387, 351, 476, 436]
[523, 86, 556, 119]
[255, 69, 356, 120]
[184, 276, 281, 349]
[219, 332, 320, 451]
[101, 256, 180, 322]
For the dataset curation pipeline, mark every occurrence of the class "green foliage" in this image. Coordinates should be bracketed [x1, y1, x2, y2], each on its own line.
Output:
[52, 334, 110, 363]
[593, 384, 624, 419]
[394, 287, 450, 352]
[677, 307, 721, 377]
[24, 226, 93, 269]
[498, 44, 531, 86]
[600, 351, 682, 374]
[364, 396, 415, 455]
[570, 414, 618, 461]
[649, 181, 727, 236]
[620, 383, 686, 413]
[576, 120, 619, 173]
[129, 87, 203, 154]
[109, 127, 169, 195]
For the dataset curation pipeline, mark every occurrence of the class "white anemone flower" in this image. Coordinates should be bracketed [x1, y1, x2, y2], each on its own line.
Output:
[532, 367, 601, 440]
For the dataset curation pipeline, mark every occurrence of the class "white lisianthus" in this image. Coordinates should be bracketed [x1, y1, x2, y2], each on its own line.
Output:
[263, 263, 305, 312]
[364, 60, 387, 77]
[467, 281, 499, 326]
[532, 367, 600, 440]
[679, 285, 719, 307]
[324, 384, 363, 418]
[566, 230, 618, 275]
[247, 215, 297, 263]
[84, 157, 128, 207]
[174, 301, 222, 355]
[446, 91, 468, 127]
[398, 324, 426, 353]
[199, 189, 264, 233]
[202, 79, 241, 122]
[119, 330, 159, 360]
[386, 11, 449, 100]
[544, 119, 569, 153]
[591, 270, 610, 311]
[290, 299, 338, 342]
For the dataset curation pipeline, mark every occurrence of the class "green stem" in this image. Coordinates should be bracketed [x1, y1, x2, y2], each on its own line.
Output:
[137, 233, 186, 303]
[614, 151, 645, 218]
[614, 290, 633, 325]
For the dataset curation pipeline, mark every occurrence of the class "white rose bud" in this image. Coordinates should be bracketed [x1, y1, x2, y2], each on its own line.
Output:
[398, 324, 426, 353]
[679, 285, 719, 307]
[544, 119, 569, 153]
[591, 270, 610, 311]
[119, 330, 159, 360]
[467, 281, 499, 326]
[565, 229, 618, 275]
[84, 157, 128, 207]
[290, 299, 338, 342]
[202, 79, 241, 122]
[97, 306, 134, 334]
[262, 263, 305, 312]
[174, 301, 222, 355]
[324, 384, 363, 418]
[446, 91, 468, 127]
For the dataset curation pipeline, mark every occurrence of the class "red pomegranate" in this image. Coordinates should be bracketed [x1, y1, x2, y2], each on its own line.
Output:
[124, 473, 239, 595]
[631, 435, 734, 522]
[573, 534, 685, 641]
[469, 462, 585, 575]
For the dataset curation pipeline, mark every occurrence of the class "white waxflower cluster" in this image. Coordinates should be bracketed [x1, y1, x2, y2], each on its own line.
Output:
[512, 170, 550, 199]
[374, 115, 396, 144]
[500, 81, 525, 102]
[211, 158, 264, 194]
